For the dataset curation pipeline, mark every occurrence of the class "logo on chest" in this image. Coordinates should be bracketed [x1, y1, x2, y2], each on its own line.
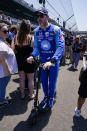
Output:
[41, 40, 51, 51]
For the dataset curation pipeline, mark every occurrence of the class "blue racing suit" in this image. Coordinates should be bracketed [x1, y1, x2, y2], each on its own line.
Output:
[32, 24, 65, 98]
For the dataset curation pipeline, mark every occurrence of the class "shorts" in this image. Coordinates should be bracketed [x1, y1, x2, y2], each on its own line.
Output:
[78, 82, 87, 98]
[23, 62, 37, 73]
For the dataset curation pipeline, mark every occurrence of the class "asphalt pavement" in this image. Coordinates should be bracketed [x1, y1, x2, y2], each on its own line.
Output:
[0, 59, 87, 131]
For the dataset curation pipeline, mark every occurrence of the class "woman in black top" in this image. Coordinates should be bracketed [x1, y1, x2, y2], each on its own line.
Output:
[14, 19, 35, 99]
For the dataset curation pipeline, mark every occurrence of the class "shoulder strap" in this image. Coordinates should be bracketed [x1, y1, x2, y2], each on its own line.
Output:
[29, 36, 32, 47]
[30, 36, 32, 46]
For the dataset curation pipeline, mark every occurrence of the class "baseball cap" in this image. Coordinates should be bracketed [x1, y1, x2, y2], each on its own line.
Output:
[36, 7, 48, 15]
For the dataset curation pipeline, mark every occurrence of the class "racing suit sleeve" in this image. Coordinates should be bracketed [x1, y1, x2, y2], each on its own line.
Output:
[51, 27, 65, 62]
[31, 31, 40, 58]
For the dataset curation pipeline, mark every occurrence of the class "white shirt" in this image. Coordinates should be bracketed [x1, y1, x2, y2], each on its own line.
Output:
[0, 39, 18, 78]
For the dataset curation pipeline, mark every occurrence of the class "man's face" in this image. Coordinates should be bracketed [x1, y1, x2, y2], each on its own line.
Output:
[37, 12, 49, 27]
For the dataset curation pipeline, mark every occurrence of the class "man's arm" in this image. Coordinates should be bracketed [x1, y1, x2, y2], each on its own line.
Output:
[51, 27, 65, 62]
[43, 27, 65, 70]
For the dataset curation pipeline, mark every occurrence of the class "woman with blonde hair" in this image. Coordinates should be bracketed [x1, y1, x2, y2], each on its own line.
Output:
[15, 19, 35, 100]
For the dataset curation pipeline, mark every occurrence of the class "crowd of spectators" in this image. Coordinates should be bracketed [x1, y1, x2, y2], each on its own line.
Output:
[0, 11, 12, 26]
[60, 32, 87, 70]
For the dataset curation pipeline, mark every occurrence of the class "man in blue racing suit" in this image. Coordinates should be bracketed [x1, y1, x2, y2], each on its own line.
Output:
[27, 7, 65, 109]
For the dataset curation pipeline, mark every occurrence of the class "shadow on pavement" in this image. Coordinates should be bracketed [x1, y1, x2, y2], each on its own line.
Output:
[14, 110, 52, 131]
[0, 88, 31, 121]
[72, 115, 87, 131]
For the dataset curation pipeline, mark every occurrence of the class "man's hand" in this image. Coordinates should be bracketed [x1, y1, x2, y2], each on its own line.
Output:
[27, 56, 34, 64]
[43, 61, 54, 70]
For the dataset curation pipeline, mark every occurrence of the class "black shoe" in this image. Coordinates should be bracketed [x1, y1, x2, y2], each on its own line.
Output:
[0, 99, 12, 108]
[38, 97, 48, 112]
[39, 97, 48, 106]
[39, 102, 51, 113]
[73, 68, 78, 71]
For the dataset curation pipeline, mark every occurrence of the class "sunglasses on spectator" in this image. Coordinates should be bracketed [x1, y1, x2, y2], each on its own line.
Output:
[2, 30, 9, 34]
[37, 14, 45, 18]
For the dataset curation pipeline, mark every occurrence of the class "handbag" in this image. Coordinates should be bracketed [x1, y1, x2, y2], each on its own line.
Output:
[79, 56, 87, 83]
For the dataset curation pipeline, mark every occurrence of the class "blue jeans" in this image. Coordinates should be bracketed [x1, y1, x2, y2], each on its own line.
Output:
[72, 52, 80, 68]
[0, 76, 11, 102]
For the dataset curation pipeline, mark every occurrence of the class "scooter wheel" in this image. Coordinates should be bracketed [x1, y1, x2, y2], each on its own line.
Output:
[28, 109, 38, 126]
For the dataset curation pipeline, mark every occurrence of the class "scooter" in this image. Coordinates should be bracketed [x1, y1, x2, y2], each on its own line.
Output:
[27, 60, 56, 126]
[27, 60, 42, 126]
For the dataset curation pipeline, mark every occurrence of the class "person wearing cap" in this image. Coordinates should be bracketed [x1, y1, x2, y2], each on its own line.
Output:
[6, 25, 18, 46]
[71, 36, 81, 70]
[27, 7, 65, 109]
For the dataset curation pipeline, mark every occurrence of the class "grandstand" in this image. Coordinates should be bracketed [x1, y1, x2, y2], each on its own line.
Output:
[0, 0, 37, 24]
[76, 31, 87, 36]
[0, 0, 70, 32]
